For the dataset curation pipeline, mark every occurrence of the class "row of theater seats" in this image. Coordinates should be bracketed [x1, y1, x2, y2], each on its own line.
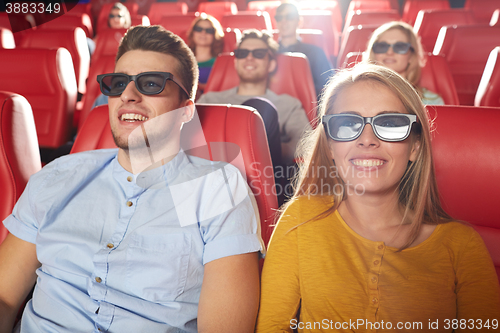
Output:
[2, 90, 499, 282]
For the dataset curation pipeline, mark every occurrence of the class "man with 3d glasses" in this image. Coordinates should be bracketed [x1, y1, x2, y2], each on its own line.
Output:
[0, 25, 263, 333]
[197, 29, 311, 167]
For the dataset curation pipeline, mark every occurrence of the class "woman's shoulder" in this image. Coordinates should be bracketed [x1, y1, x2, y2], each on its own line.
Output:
[278, 195, 335, 228]
[421, 88, 445, 105]
[433, 221, 483, 248]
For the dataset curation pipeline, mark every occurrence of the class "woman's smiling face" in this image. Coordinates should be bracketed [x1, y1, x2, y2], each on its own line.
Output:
[328, 80, 420, 196]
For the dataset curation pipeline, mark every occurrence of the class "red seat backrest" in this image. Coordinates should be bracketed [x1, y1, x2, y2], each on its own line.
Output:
[92, 28, 126, 62]
[0, 91, 42, 244]
[79, 55, 116, 129]
[301, 10, 340, 61]
[297, 29, 329, 59]
[347, 0, 393, 13]
[96, 2, 138, 35]
[299, 1, 342, 33]
[402, 0, 450, 26]
[0, 27, 15, 49]
[204, 53, 317, 124]
[157, 13, 199, 43]
[221, 11, 272, 31]
[19, 27, 90, 96]
[491, 9, 500, 27]
[343, 9, 401, 38]
[429, 104, 500, 282]
[71, 104, 278, 245]
[148, 2, 188, 25]
[130, 14, 150, 27]
[0, 12, 33, 46]
[420, 54, 460, 105]
[337, 24, 377, 68]
[198, 2, 238, 23]
[414, 9, 476, 53]
[40, 12, 94, 38]
[464, 0, 500, 24]
[246, 1, 279, 29]
[433, 25, 500, 105]
[222, 28, 240, 53]
[0, 48, 77, 148]
[475, 47, 500, 107]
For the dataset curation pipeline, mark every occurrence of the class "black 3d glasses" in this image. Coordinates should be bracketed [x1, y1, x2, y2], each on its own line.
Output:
[96, 72, 189, 97]
[322, 113, 418, 142]
[372, 42, 413, 55]
[233, 48, 269, 59]
[193, 26, 215, 34]
[274, 13, 299, 22]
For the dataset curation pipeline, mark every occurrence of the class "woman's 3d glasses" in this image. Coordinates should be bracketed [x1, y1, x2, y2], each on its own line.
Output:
[322, 113, 418, 142]
[372, 42, 413, 55]
[234, 48, 269, 59]
[96, 72, 189, 97]
[193, 26, 215, 34]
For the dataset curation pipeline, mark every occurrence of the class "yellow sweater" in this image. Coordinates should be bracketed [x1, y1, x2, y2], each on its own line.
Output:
[256, 196, 500, 332]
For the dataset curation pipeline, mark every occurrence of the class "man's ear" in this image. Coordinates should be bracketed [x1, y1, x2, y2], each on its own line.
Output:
[268, 58, 277, 74]
[181, 100, 195, 123]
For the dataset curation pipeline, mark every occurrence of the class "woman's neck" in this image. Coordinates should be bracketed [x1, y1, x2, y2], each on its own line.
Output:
[195, 46, 212, 63]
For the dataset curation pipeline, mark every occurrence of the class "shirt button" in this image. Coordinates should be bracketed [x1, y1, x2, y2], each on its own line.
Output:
[126, 201, 133, 207]
[95, 277, 102, 283]
[373, 260, 380, 266]
[371, 276, 377, 283]
[127, 176, 133, 182]
[107, 243, 114, 249]
[378, 244, 384, 249]
[372, 297, 378, 304]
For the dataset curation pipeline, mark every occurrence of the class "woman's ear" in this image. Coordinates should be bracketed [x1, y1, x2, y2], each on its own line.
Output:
[409, 135, 421, 162]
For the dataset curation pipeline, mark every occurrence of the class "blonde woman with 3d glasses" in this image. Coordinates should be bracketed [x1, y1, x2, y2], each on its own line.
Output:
[363, 21, 444, 105]
[255, 64, 499, 332]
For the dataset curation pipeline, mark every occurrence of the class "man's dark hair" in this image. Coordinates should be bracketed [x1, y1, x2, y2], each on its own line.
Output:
[116, 25, 199, 100]
[238, 29, 279, 60]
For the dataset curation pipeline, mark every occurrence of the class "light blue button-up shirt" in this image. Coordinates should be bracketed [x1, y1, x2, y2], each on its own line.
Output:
[4, 149, 263, 332]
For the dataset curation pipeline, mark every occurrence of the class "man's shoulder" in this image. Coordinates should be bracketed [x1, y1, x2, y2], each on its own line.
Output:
[197, 87, 238, 103]
[182, 154, 242, 182]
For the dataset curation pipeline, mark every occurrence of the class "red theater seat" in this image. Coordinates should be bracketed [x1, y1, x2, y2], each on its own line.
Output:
[246, 0, 280, 29]
[0, 91, 42, 244]
[0, 28, 15, 49]
[92, 28, 126, 62]
[221, 11, 272, 31]
[429, 104, 500, 283]
[299, 1, 342, 33]
[198, 2, 238, 24]
[72, 104, 278, 245]
[433, 25, 500, 105]
[157, 13, 198, 43]
[0, 12, 33, 45]
[475, 47, 500, 107]
[346, 0, 393, 14]
[222, 28, 240, 53]
[420, 54, 460, 105]
[204, 53, 317, 124]
[0, 48, 77, 148]
[148, 2, 188, 25]
[465, 0, 500, 24]
[301, 10, 341, 62]
[79, 55, 116, 129]
[337, 24, 377, 68]
[19, 27, 90, 96]
[40, 12, 94, 38]
[402, 0, 450, 26]
[413, 9, 476, 53]
[297, 29, 329, 58]
[343, 9, 401, 37]
[130, 15, 150, 27]
[491, 9, 500, 27]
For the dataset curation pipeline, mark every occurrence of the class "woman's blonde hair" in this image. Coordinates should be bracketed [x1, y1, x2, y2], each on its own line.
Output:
[187, 13, 225, 58]
[288, 64, 452, 250]
[363, 21, 425, 96]
[109, 2, 131, 29]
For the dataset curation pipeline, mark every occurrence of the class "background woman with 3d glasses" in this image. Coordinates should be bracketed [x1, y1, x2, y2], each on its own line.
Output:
[108, 2, 131, 30]
[363, 21, 444, 105]
[255, 64, 499, 332]
[187, 13, 224, 96]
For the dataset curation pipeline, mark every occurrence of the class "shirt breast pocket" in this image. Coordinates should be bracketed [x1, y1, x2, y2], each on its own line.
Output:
[126, 232, 191, 303]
